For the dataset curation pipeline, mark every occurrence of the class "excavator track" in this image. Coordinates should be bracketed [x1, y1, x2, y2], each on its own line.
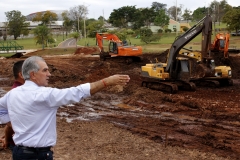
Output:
[141, 77, 197, 93]
[141, 80, 178, 94]
[191, 78, 233, 88]
[177, 81, 197, 91]
[191, 80, 220, 88]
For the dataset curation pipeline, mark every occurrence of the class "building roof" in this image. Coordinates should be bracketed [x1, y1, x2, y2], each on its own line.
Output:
[25, 10, 66, 21]
[169, 19, 180, 25]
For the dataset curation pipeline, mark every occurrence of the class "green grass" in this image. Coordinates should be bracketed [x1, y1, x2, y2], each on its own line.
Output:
[6, 35, 70, 50]
[24, 47, 77, 57]
[0, 53, 16, 57]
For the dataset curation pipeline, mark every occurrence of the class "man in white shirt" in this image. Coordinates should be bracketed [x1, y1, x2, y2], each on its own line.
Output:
[0, 56, 130, 160]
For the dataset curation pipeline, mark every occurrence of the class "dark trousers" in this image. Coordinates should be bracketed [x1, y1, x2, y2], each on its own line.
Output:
[12, 145, 53, 160]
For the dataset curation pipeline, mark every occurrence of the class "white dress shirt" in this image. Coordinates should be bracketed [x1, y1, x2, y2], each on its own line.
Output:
[0, 80, 90, 147]
[0, 109, 10, 123]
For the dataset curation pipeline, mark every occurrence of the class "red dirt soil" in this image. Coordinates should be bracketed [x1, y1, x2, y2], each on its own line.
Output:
[0, 47, 240, 159]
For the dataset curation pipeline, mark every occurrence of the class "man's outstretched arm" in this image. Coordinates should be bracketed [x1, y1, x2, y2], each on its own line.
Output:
[90, 75, 130, 95]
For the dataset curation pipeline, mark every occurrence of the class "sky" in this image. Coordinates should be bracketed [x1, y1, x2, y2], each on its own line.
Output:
[0, 0, 239, 22]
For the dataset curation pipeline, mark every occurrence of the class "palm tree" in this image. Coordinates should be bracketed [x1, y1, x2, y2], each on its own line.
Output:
[33, 25, 52, 49]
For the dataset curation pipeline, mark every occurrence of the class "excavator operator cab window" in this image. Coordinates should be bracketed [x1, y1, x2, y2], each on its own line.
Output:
[180, 60, 189, 72]
[219, 39, 225, 49]
[109, 42, 118, 54]
[123, 40, 128, 46]
[210, 59, 216, 69]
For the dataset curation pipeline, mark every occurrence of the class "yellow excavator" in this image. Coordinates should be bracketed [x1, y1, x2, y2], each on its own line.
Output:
[141, 15, 232, 93]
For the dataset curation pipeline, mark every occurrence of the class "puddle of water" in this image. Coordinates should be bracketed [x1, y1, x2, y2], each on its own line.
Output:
[64, 116, 89, 123]
[0, 77, 9, 81]
[59, 112, 69, 116]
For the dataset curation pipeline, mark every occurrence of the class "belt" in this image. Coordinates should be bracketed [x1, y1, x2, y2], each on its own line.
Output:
[17, 145, 51, 152]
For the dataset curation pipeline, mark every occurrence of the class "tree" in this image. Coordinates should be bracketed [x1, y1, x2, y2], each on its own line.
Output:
[218, 0, 229, 23]
[151, 2, 167, 12]
[131, 7, 156, 30]
[86, 20, 104, 38]
[209, 0, 221, 32]
[2, 22, 8, 41]
[70, 32, 80, 48]
[131, 9, 145, 30]
[98, 16, 105, 22]
[33, 25, 52, 49]
[140, 8, 156, 28]
[68, 5, 88, 32]
[5, 10, 29, 40]
[62, 11, 74, 37]
[192, 7, 207, 21]
[182, 9, 192, 22]
[222, 8, 240, 32]
[154, 9, 170, 29]
[139, 28, 160, 44]
[32, 11, 58, 26]
[109, 6, 138, 28]
[167, 6, 182, 21]
[21, 22, 30, 38]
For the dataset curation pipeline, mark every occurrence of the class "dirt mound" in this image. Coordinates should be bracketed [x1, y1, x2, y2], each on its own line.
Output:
[74, 47, 99, 55]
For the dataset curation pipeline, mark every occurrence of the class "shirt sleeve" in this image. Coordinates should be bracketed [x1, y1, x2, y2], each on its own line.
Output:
[0, 94, 10, 124]
[44, 83, 91, 107]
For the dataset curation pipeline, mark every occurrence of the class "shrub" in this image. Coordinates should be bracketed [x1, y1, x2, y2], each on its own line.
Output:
[158, 29, 163, 33]
[165, 29, 172, 33]
[183, 26, 189, 32]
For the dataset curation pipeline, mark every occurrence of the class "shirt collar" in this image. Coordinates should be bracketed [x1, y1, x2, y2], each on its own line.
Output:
[24, 80, 39, 87]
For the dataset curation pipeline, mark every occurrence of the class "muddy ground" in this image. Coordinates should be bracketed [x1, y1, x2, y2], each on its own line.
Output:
[0, 47, 240, 160]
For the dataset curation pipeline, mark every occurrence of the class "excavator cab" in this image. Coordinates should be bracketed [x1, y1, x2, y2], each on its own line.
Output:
[109, 42, 118, 54]
[169, 58, 191, 81]
[210, 32, 230, 59]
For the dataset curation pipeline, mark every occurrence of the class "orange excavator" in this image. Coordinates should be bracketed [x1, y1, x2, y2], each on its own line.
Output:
[96, 33, 142, 63]
[210, 32, 230, 59]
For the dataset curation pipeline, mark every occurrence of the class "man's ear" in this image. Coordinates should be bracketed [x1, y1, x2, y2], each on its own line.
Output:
[18, 72, 23, 79]
[29, 71, 35, 80]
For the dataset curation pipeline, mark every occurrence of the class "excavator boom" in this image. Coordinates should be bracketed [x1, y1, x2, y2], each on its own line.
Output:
[166, 15, 212, 72]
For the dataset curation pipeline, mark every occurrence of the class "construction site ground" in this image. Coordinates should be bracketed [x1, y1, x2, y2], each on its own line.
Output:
[0, 47, 240, 160]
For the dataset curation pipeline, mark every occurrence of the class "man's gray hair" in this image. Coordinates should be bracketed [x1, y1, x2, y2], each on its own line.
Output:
[22, 56, 45, 80]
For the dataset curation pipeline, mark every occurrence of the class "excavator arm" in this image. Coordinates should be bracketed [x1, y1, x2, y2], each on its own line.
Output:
[96, 33, 104, 52]
[96, 33, 122, 52]
[166, 15, 212, 73]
